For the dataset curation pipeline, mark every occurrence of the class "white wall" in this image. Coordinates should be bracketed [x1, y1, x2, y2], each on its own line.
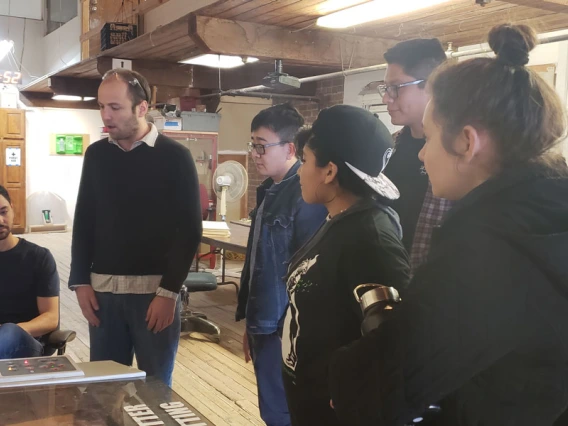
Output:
[343, 69, 403, 134]
[42, 16, 81, 75]
[458, 31, 568, 158]
[144, 0, 217, 33]
[0, 15, 45, 85]
[25, 108, 102, 222]
[217, 96, 271, 151]
[0, 0, 42, 20]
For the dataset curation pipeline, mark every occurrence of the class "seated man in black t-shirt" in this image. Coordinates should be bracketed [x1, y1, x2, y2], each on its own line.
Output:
[0, 185, 60, 359]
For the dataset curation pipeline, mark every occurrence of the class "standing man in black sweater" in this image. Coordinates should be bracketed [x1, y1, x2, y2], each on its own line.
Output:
[381, 39, 452, 274]
[69, 69, 202, 386]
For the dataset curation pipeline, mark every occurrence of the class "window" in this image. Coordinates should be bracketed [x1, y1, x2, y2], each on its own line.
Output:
[46, 0, 78, 35]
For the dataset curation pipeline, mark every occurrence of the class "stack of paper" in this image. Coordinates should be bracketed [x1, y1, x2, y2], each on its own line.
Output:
[202, 220, 231, 238]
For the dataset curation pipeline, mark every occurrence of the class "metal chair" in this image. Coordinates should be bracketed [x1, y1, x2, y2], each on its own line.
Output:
[42, 300, 76, 356]
[180, 272, 221, 342]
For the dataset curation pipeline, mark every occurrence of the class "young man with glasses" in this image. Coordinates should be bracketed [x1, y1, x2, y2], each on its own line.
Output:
[69, 69, 202, 386]
[379, 39, 453, 273]
[237, 103, 327, 426]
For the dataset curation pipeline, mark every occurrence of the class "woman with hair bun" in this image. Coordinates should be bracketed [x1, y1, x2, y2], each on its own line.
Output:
[328, 24, 568, 426]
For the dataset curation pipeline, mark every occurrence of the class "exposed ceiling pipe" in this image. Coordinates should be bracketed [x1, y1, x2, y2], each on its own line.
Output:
[198, 91, 320, 102]
[205, 30, 568, 97]
[449, 32, 568, 58]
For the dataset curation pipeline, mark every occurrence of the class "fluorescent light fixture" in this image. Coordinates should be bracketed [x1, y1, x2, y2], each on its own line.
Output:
[179, 54, 259, 69]
[0, 40, 14, 62]
[316, 0, 371, 14]
[317, 0, 451, 28]
[52, 95, 82, 101]
[83, 96, 96, 101]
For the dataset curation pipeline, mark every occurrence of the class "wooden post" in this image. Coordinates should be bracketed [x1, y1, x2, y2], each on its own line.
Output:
[151, 86, 158, 107]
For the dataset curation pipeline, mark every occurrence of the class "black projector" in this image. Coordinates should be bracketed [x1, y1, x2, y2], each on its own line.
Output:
[262, 72, 301, 90]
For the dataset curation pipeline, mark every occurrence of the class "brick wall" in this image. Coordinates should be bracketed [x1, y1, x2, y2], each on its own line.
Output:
[247, 160, 263, 214]
[245, 77, 345, 212]
[283, 76, 345, 125]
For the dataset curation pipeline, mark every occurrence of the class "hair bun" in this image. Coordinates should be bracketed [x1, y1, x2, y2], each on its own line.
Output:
[488, 24, 537, 67]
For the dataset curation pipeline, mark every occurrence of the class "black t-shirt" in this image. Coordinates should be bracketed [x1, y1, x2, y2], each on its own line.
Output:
[281, 200, 410, 424]
[383, 127, 428, 253]
[0, 239, 59, 325]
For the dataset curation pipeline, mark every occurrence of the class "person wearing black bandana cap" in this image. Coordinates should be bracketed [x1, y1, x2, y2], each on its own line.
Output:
[281, 104, 411, 426]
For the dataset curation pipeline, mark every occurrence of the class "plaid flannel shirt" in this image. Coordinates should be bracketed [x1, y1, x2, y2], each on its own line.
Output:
[409, 180, 454, 275]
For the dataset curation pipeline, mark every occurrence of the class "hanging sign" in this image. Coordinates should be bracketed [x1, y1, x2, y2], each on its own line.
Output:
[5, 147, 21, 166]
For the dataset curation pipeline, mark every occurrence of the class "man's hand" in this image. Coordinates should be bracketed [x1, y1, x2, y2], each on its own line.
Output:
[146, 296, 176, 334]
[75, 286, 100, 327]
[243, 330, 251, 363]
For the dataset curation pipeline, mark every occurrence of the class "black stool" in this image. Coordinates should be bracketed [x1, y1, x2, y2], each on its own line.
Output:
[180, 272, 221, 342]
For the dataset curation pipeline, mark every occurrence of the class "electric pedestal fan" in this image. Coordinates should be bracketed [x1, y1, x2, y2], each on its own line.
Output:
[212, 161, 248, 221]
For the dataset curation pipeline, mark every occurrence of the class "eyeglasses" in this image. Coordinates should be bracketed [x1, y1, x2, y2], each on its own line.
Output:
[247, 141, 289, 155]
[378, 80, 425, 99]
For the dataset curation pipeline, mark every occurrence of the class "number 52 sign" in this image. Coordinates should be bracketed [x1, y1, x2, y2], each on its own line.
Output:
[1, 71, 22, 85]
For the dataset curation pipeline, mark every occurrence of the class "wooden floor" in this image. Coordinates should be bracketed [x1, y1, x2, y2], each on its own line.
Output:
[22, 231, 263, 426]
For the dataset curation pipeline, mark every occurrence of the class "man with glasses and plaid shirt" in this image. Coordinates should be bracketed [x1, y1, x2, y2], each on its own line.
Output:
[380, 39, 453, 275]
[69, 69, 202, 386]
[236, 103, 327, 426]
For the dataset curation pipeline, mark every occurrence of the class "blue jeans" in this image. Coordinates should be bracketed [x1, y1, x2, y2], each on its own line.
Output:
[89, 292, 181, 386]
[249, 331, 291, 426]
[0, 323, 44, 359]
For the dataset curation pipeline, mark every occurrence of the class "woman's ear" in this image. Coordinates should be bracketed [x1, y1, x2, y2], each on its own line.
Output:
[323, 162, 339, 185]
[458, 125, 486, 164]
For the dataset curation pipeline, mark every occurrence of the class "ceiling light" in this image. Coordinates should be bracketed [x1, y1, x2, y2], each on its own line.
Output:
[316, 0, 371, 14]
[317, 0, 451, 29]
[83, 96, 95, 101]
[179, 54, 259, 69]
[0, 40, 14, 62]
[52, 95, 82, 101]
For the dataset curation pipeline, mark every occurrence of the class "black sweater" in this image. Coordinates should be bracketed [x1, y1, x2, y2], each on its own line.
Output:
[329, 162, 568, 426]
[383, 127, 428, 253]
[69, 135, 203, 293]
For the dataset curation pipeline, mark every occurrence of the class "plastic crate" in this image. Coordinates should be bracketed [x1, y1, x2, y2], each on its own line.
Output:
[101, 22, 137, 51]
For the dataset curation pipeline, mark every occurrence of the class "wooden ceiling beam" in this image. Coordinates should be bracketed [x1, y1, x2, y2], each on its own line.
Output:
[189, 14, 395, 68]
[96, 57, 194, 87]
[48, 77, 101, 98]
[19, 92, 99, 109]
[496, 0, 568, 13]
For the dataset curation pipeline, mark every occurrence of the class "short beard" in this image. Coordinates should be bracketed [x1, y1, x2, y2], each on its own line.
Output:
[0, 228, 10, 241]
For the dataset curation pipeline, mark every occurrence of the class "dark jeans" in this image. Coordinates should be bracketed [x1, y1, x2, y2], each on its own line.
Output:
[0, 323, 43, 359]
[249, 330, 291, 426]
[89, 292, 181, 386]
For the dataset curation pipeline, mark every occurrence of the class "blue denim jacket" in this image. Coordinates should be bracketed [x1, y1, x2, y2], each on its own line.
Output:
[236, 161, 327, 334]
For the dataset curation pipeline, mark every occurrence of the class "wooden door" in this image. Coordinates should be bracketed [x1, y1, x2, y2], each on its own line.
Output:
[0, 109, 26, 233]
[0, 109, 26, 139]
